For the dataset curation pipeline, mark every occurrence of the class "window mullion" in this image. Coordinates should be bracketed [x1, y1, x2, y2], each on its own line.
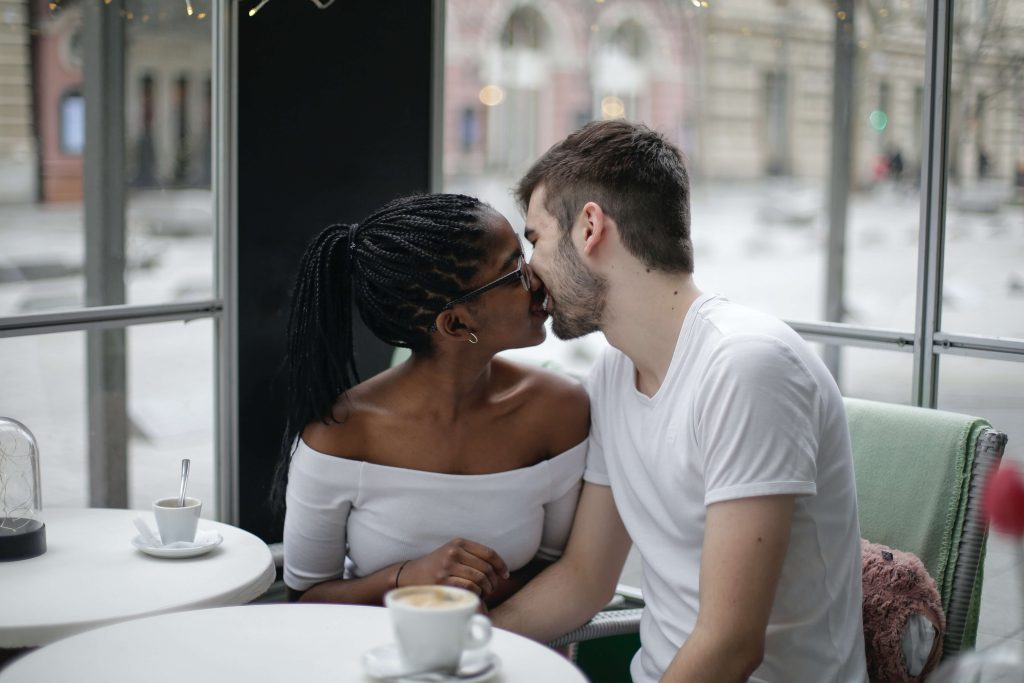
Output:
[214, 3, 239, 525]
[823, 0, 856, 380]
[82, 0, 128, 508]
[912, 0, 954, 409]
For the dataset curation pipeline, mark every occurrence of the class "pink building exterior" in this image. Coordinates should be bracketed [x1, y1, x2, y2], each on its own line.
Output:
[443, 0, 696, 182]
[31, 0, 83, 203]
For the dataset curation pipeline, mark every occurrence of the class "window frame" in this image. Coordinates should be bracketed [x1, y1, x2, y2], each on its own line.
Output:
[4, 0, 1022, 525]
[434, 0, 1024, 413]
[790, 0, 1024, 398]
[0, 3, 238, 523]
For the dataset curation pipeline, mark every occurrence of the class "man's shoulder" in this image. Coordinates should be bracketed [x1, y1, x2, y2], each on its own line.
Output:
[690, 312, 826, 404]
[693, 299, 811, 365]
[697, 297, 795, 344]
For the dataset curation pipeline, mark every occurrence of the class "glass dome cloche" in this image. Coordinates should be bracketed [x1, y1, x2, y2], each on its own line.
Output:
[0, 417, 46, 561]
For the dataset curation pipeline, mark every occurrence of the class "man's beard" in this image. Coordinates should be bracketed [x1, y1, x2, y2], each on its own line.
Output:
[550, 231, 608, 340]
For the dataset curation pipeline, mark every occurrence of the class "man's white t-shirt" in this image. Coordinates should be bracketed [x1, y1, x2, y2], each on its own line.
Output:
[585, 293, 867, 683]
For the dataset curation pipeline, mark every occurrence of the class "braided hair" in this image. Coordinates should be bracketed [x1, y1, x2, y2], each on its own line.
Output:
[271, 193, 493, 513]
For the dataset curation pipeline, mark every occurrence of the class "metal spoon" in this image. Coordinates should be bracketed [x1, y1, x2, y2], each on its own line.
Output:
[177, 458, 191, 507]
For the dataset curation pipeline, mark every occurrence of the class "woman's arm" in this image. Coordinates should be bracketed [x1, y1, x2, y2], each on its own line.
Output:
[283, 445, 354, 600]
[293, 538, 511, 606]
[292, 560, 406, 604]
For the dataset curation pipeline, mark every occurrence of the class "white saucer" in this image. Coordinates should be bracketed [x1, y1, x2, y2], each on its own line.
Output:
[131, 530, 223, 559]
[362, 642, 499, 682]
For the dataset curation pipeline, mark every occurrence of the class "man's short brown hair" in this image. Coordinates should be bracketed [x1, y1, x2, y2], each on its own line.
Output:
[516, 120, 693, 273]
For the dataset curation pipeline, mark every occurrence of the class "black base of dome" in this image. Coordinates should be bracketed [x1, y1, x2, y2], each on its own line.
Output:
[0, 518, 47, 561]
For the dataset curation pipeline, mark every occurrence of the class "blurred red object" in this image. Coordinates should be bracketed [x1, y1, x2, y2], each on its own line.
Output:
[983, 462, 1024, 537]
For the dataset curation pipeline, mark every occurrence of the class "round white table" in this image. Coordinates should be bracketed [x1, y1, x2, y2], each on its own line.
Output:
[0, 508, 275, 648]
[0, 604, 588, 682]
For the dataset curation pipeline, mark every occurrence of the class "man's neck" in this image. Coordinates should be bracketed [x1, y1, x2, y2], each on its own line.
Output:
[602, 272, 701, 397]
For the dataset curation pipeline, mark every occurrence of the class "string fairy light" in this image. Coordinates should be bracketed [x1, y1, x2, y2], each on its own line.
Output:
[41, 0, 337, 20]
[248, 0, 271, 17]
[249, 0, 336, 16]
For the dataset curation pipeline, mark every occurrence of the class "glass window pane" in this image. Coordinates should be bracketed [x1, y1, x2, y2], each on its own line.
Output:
[443, 0, 925, 375]
[845, 9, 927, 332]
[126, 320, 215, 511]
[0, 331, 88, 507]
[0, 319, 215, 512]
[937, 355, 1021, 456]
[125, 6, 216, 306]
[942, 3, 1024, 338]
[811, 344, 915, 403]
[0, 2, 214, 316]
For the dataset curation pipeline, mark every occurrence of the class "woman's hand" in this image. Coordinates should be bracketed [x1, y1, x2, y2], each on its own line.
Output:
[399, 539, 510, 597]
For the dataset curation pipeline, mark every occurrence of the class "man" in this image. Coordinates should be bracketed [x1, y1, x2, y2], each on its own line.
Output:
[492, 120, 867, 683]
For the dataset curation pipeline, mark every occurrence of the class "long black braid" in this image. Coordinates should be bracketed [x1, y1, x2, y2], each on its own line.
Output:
[271, 194, 493, 514]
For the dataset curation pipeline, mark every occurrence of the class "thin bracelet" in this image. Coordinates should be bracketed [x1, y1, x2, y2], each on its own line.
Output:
[394, 560, 410, 589]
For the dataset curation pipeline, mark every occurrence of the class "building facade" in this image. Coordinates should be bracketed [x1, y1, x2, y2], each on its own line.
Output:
[444, 0, 1024, 191]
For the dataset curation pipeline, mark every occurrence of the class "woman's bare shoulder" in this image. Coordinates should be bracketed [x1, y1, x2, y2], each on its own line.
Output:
[300, 376, 393, 459]
[495, 359, 590, 452]
[301, 410, 362, 460]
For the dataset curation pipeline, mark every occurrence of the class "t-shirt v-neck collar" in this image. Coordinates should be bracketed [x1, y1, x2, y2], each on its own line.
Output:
[628, 292, 719, 408]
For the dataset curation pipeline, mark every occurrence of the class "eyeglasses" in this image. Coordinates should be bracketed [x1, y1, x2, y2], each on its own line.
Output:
[431, 255, 532, 330]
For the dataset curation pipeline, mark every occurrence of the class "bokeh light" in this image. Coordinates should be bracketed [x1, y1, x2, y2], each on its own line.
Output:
[479, 85, 505, 107]
[868, 110, 888, 131]
[601, 95, 625, 119]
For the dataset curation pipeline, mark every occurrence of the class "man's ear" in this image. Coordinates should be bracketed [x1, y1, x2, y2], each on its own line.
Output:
[579, 201, 609, 257]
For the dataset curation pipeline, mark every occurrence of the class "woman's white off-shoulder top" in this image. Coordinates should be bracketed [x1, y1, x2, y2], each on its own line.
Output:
[283, 438, 587, 592]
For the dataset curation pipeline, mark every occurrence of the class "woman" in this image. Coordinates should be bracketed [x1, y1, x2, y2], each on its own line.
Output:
[276, 193, 588, 608]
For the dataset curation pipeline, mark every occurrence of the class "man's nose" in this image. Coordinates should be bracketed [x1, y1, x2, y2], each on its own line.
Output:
[526, 261, 546, 291]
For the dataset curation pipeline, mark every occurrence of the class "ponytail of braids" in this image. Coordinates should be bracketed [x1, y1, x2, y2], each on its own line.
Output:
[272, 194, 494, 516]
[272, 223, 360, 514]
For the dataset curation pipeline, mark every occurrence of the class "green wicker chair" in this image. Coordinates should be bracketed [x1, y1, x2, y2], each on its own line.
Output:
[844, 398, 1006, 658]
[553, 398, 1007, 679]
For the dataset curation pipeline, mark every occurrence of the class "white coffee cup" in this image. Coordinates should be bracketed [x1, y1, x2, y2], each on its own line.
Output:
[152, 497, 201, 545]
[384, 585, 492, 674]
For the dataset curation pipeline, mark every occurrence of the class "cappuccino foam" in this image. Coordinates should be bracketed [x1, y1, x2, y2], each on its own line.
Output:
[392, 587, 476, 609]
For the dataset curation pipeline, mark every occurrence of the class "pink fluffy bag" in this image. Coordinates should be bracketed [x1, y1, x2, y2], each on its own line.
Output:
[861, 538, 946, 683]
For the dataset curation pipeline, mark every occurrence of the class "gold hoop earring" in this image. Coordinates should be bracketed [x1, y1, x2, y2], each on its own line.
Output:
[468, 332, 479, 344]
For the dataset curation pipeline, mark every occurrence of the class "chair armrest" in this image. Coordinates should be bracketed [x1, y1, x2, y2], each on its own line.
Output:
[548, 608, 643, 647]
[269, 541, 284, 569]
[546, 583, 643, 647]
[942, 427, 1007, 658]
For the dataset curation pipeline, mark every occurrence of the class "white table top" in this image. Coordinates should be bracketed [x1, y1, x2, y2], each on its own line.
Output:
[0, 507, 275, 648]
[0, 604, 588, 682]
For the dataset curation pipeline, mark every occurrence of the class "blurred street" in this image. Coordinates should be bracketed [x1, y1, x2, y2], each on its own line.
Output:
[1, 179, 1021, 512]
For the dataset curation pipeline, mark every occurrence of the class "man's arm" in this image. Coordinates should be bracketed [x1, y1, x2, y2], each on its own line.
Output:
[491, 482, 632, 642]
[661, 495, 795, 683]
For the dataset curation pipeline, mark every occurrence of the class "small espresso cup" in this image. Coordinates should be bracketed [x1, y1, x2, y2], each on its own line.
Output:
[384, 585, 492, 674]
[152, 497, 201, 545]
